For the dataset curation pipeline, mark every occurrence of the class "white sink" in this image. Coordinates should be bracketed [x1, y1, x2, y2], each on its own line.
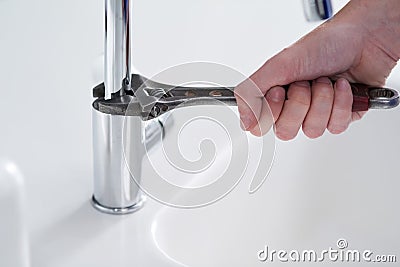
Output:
[1, 0, 399, 266]
[151, 113, 400, 267]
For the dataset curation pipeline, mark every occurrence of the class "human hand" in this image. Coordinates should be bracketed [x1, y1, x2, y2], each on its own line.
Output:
[235, 0, 400, 140]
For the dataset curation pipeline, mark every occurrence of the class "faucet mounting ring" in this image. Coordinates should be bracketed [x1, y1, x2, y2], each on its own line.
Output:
[91, 195, 145, 215]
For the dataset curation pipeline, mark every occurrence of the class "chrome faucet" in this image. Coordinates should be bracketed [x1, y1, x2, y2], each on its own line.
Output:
[90, 0, 241, 215]
[91, 0, 149, 214]
[91, 0, 398, 215]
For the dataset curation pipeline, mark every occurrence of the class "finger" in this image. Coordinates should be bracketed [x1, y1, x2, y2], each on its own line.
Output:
[235, 78, 264, 131]
[302, 77, 334, 138]
[266, 86, 286, 122]
[249, 99, 273, 137]
[249, 86, 286, 136]
[275, 81, 311, 141]
[328, 78, 353, 134]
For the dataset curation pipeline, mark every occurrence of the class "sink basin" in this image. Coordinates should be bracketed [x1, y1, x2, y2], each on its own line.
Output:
[143, 102, 400, 267]
[152, 124, 400, 266]
[29, 200, 180, 267]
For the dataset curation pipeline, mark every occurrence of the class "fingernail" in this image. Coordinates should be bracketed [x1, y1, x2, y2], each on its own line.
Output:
[315, 77, 331, 85]
[240, 115, 253, 131]
[294, 81, 310, 87]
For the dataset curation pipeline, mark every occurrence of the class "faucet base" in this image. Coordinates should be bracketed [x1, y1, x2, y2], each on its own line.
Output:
[91, 195, 145, 215]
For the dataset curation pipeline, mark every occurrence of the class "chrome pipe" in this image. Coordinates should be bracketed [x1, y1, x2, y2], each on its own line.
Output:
[104, 0, 131, 99]
[92, 109, 145, 214]
[93, 0, 166, 215]
[91, 105, 166, 215]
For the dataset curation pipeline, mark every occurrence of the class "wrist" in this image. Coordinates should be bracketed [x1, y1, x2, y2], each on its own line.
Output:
[336, 0, 400, 60]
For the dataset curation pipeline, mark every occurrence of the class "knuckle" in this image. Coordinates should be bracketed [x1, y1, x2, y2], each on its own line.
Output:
[314, 86, 334, 101]
[287, 89, 311, 107]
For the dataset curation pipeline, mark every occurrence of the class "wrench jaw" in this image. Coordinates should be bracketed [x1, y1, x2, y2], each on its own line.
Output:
[92, 74, 238, 120]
